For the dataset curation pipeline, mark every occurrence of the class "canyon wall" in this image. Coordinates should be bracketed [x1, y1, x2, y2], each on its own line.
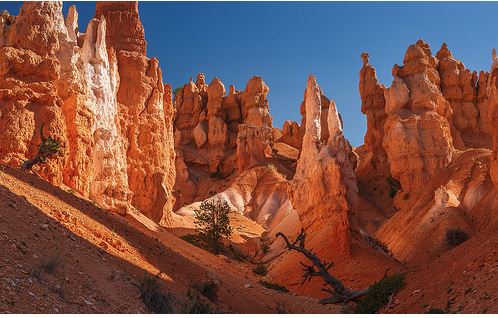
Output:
[382, 40, 456, 199]
[488, 49, 498, 189]
[357, 41, 493, 209]
[0, 1, 175, 224]
[172, 73, 274, 209]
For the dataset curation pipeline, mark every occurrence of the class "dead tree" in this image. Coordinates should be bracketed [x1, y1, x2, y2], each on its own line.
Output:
[276, 228, 367, 304]
[21, 124, 60, 171]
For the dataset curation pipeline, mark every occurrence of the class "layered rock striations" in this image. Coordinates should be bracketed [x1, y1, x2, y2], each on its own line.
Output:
[96, 2, 176, 223]
[172, 73, 274, 209]
[290, 75, 358, 256]
[488, 49, 498, 189]
[355, 52, 393, 214]
[382, 40, 455, 199]
[0, 1, 175, 224]
[436, 43, 491, 149]
[376, 43, 498, 262]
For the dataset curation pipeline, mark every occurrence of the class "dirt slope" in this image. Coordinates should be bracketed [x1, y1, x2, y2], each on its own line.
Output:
[0, 165, 338, 314]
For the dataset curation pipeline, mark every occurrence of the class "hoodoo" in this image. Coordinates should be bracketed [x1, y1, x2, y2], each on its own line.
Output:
[0, 1, 175, 223]
[1, 1, 498, 314]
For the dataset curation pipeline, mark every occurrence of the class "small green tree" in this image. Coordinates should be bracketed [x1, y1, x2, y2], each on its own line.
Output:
[194, 199, 232, 253]
[21, 124, 61, 171]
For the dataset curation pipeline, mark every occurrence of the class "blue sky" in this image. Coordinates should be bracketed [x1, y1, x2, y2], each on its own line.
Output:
[3, 2, 498, 146]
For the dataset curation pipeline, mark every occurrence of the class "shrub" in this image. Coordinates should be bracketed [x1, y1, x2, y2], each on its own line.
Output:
[261, 242, 270, 254]
[39, 255, 61, 274]
[226, 244, 246, 262]
[276, 302, 288, 314]
[259, 280, 289, 293]
[364, 234, 392, 256]
[194, 280, 220, 301]
[386, 177, 401, 198]
[252, 264, 268, 276]
[21, 124, 61, 171]
[354, 274, 405, 314]
[426, 308, 448, 314]
[445, 229, 469, 248]
[194, 199, 232, 253]
[182, 289, 212, 314]
[31, 254, 62, 281]
[138, 273, 173, 314]
[180, 234, 204, 249]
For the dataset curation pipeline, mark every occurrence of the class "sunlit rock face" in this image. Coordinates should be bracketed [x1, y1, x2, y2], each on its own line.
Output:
[278, 120, 301, 149]
[290, 75, 358, 257]
[355, 52, 394, 213]
[0, 1, 175, 223]
[172, 74, 274, 209]
[488, 49, 498, 190]
[382, 40, 455, 199]
[436, 43, 491, 149]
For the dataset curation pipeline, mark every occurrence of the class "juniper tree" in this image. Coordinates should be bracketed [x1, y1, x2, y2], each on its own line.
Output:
[194, 199, 232, 253]
[21, 124, 61, 171]
[195, 200, 232, 252]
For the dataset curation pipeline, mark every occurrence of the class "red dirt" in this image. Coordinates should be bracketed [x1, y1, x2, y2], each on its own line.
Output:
[0, 165, 339, 313]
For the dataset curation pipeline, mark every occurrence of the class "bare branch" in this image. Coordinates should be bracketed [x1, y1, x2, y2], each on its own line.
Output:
[276, 229, 367, 305]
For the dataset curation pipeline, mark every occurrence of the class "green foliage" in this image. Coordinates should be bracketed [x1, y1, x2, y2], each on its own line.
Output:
[21, 127, 61, 171]
[252, 264, 268, 276]
[259, 280, 289, 293]
[354, 274, 405, 314]
[194, 199, 232, 253]
[39, 136, 60, 161]
[386, 176, 402, 198]
[138, 273, 173, 314]
[445, 229, 469, 248]
[425, 308, 448, 314]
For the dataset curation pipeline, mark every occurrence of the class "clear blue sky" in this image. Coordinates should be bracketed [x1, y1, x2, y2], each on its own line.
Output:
[3, 1, 498, 146]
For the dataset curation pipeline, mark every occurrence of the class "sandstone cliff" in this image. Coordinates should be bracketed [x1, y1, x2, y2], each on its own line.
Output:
[488, 49, 498, 190]
[355, 52, 393, 215]
[437, 43, 491, 149]
[382, 40, 456, 202]
[0, 1, 175, 224]
[172, 73, 274, 209]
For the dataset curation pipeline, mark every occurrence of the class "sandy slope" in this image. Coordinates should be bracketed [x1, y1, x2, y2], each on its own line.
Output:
[0, 165, 338, 313]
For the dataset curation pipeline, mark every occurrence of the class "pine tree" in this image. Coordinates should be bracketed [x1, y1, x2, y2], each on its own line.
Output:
[194, 199, 232, 253]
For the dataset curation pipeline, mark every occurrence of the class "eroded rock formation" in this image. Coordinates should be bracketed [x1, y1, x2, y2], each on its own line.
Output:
[488, 49, 498, 189]
[437, 43, 491, 149]
[355, 52, 393, 214]
[172, 74, 274, 209]
[0, 1, 175, 224]
[382, 40, 455, 200]
[278, 120, 301, 149]
[290, 75, 358, 256]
